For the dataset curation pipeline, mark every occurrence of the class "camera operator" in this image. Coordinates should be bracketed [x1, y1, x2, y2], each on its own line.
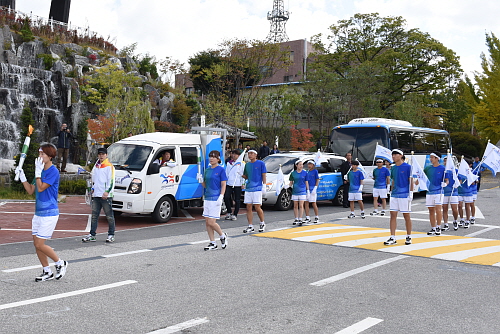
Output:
[56, 123, 73, 172]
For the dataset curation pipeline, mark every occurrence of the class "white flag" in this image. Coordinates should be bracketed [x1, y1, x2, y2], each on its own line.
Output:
[355, 159, 368, 179]
[445, 153, 460, 188]
[482, 149, 500, 175]
[458, 158, 479, 187]
[484, 142, 500, 157]
[411, 157, 429, 191]
[314, 150, 322, 167]
[375, 144, 393, 163]
[275, 165, 285, 196]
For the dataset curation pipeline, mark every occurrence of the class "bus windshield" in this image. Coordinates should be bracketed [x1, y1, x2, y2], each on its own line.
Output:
[330, 127, 389, 164]
[107, 144, 152, 171]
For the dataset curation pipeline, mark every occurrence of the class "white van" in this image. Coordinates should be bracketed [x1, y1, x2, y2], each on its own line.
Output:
[107, 128, 226, 223]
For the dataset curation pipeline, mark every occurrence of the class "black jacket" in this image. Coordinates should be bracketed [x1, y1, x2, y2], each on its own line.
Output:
[57, 129, 73, 149]
[259, 145, 270, 160]
[340, 160, 352, 180]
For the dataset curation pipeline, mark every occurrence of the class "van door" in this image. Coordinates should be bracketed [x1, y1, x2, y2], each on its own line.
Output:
[144, 146, 181, 212]
[176, 145, 203, 200]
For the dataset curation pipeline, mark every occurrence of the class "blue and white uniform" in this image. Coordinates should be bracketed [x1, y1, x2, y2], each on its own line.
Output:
[443, 169, 459, 205]
[372, 167, 390, 199]
[390, 162, 412, 213]
[348, 169, 364, 201]
[424, 164, 445, 207]
[244, 160, 267, 204]
[306, 169, 319, 202]
[203, 165, 228, 218]
[290, 170, 307, 201]
[32, 165, 60, 239]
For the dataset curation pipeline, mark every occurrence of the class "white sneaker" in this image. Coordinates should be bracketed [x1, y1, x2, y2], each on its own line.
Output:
[231, 214, 237, 221]
[225, 213, 232, 220]
[220, 233, 228, 249]
[259, 223, 266, 232]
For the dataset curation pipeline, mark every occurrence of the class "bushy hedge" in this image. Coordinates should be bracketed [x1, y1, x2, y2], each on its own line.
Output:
[450, 132, 485, 158]
[58, 179, 87, 195]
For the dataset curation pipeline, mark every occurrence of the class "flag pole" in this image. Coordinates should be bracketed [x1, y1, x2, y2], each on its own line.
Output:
[372, 142, 378, 166]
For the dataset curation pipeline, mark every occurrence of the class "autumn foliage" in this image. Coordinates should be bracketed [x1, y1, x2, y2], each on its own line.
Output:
[87, 115, 116, 143]
[290, 126, 314, 151]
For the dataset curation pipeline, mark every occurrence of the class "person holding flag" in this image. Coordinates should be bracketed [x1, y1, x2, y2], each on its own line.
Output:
[242, 149, 267, 233]
[370, 159, 390, 216]
[347, 160, 365, 219]
[304, 160, 320, 223]
[384, 149, 413, 246]
[224, 149, 245, 221]
[423, 152, 447, 235]
[457, 157, 474, 228]
[469, 160, 479, 225]
[442, 155, 460, 231]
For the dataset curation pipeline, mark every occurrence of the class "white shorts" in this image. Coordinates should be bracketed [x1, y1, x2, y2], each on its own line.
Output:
[373, 188, 388, 199]
[472, 194, 477, 201]
[443, 195, 459, 205]
[292, 194, 307, 201]
[390, 197, 412, 213]
[348, 192, 362, 201]
[244, 191, 263, 205]
[426, 194, 444, 207]
[306, 192, 317, 203]
[32, 215, 59, 239]
[202, 200, 222, 219]
[458, 196, 473, 204]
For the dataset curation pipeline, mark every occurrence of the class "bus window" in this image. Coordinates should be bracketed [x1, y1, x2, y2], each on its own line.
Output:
[435, 133, 449, 153]
[330, 128, 357, 156]
[414, 132, 435, 153]
[356, 128, 388, 163]
[391, 129, 413, 152]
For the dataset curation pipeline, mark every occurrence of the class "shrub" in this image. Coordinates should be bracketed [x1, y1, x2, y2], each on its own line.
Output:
[37, 53, 55, 70]
[58, 179, 87, 195]
[450, 132, 485, 158]
[20, 18, 34, 42]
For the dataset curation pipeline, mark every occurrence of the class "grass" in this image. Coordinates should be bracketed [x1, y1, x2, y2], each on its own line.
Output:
[0, 188, 35, 200]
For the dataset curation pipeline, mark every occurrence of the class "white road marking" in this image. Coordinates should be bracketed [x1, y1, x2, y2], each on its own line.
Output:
[465, 227, 497, 237]
[2, 263, 56, 273]
[0, 280, 137, 311]
[148, 317, 209, 333]
[310, 255, 407, 287]
[269, 227, 293, 231]
[335, 317, 384, 334]
[291, 225, 366, 234]
[474, 224, 500, 229]
[381, 238, 490, 253]
[432, 245, 500, 261]
[333, 234, 430, 247]
[293, 229, 390, 242]
[188, 239, 211, 245]
[180, 209, 194, 219]
[102, 249, 153, 258]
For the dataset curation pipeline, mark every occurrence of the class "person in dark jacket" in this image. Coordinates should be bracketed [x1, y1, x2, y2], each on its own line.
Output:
[340, 152, 353, 208]
[258, 140, 270, 160]
[56, 123, 73, 172]
[270, 144, 280, 155]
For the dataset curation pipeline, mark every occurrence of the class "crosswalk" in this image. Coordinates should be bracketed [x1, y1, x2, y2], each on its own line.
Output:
[256, 223, 500, 267]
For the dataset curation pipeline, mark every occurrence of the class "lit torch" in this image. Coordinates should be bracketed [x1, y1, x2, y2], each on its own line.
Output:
[14, 125, 34, 181]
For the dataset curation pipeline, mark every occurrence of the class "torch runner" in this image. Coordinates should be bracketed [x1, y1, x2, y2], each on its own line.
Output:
[14, 125, 34, 181]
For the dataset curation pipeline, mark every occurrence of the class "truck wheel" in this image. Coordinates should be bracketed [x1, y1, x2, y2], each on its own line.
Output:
[152, 196, 173, 223]
[274, 189, 293, 211]
[333, 187, 344, 206]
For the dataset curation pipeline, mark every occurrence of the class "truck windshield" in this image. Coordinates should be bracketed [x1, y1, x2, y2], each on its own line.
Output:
[330, 127, 389, 164]
[263, 156, 299, 174]
[107, 144, 152, 171]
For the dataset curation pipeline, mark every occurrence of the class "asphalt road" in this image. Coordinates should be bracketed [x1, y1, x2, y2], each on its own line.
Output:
[1, 175, 499, 333]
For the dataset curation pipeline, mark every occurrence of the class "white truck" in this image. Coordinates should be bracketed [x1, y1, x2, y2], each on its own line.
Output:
[107, 127, 226, 223]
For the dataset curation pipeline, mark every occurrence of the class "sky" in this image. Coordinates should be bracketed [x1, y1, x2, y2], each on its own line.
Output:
[16, 0, 500, 82]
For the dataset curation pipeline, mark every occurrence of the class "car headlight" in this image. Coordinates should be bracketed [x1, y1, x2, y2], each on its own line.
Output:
[127, 178, 142, 194]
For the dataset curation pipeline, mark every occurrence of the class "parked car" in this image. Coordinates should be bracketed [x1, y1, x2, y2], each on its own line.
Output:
[261, 153, 347, 210]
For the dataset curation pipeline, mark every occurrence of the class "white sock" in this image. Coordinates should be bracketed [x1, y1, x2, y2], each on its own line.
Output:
[391, 235, 396, 239]
[306, 216, 310, 220]
[43, 266, 52, 273]
[437, 225, 441, 228]
[315, 216, 319, 219]
[374, 209, 379, 212]
[351, 212, 355, 215]
[361, 211, 364, 213]
[220, 233, 226, 239]
[260, 221, 265, 225]
[471, 216, 475, 219]
[55, 260, 63, 266]
[248, 224, 253, 228]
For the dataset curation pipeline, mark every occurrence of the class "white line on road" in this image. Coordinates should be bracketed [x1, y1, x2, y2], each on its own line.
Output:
[310, 255, 407, 287]
[188, 239, 211, 245]
[180, 209, 194, 219]
[2, 263, 56, 273]
[102, 249, 153, 258]
[0, 280, 137, 311]
[269, 227, 293, 231]
[335, 317, 384, 334]
[148, 317, 209, 333]
[465, 227, 497, 237]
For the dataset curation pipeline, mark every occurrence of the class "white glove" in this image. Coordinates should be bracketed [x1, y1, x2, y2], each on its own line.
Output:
[35, 157, 43, 178]
[216, 194, 223, 206]
[262, 187, 267, 197]
[358, 185, 363, 192]
[441, 182, 447, 188]
[16, 167, 27, 183]
[196, 173, 204, 183]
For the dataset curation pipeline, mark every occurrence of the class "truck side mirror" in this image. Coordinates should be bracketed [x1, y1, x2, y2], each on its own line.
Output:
[147, 163, 160, 175]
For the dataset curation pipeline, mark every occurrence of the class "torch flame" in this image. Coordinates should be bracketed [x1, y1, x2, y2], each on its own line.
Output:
[28, 125, 34, 136]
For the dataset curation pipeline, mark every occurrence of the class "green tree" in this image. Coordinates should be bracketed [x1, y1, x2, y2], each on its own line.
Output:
[312, 13, 462, 113]
[82, 63, 154, 143]
[473, 32, 500, 143]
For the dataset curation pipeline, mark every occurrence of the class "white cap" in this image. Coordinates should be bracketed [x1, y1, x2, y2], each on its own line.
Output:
[392, 149, 404, 155]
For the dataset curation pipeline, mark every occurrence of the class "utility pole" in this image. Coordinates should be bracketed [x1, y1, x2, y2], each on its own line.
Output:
[266, 0, 289, 43]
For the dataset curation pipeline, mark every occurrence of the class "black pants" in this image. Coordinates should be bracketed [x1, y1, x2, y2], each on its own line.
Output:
[342, 182, 350, 207]
[224, 185, 242, 215]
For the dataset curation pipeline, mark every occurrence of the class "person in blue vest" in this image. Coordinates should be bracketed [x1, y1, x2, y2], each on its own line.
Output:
[442, 155, 459, 231]
[347, 160, 365, 219]
[202, 150, 228, 250]
[370, 159, 390, 216]
[457, 158, 474, 229]
[304, 160, 320, 223]
[384, 149, 413, 246]
[424, 152, 448, 236]
[288, 160, 308, 225]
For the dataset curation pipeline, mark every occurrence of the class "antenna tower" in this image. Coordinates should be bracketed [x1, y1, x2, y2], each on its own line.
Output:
[266, 0, 289, 43]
